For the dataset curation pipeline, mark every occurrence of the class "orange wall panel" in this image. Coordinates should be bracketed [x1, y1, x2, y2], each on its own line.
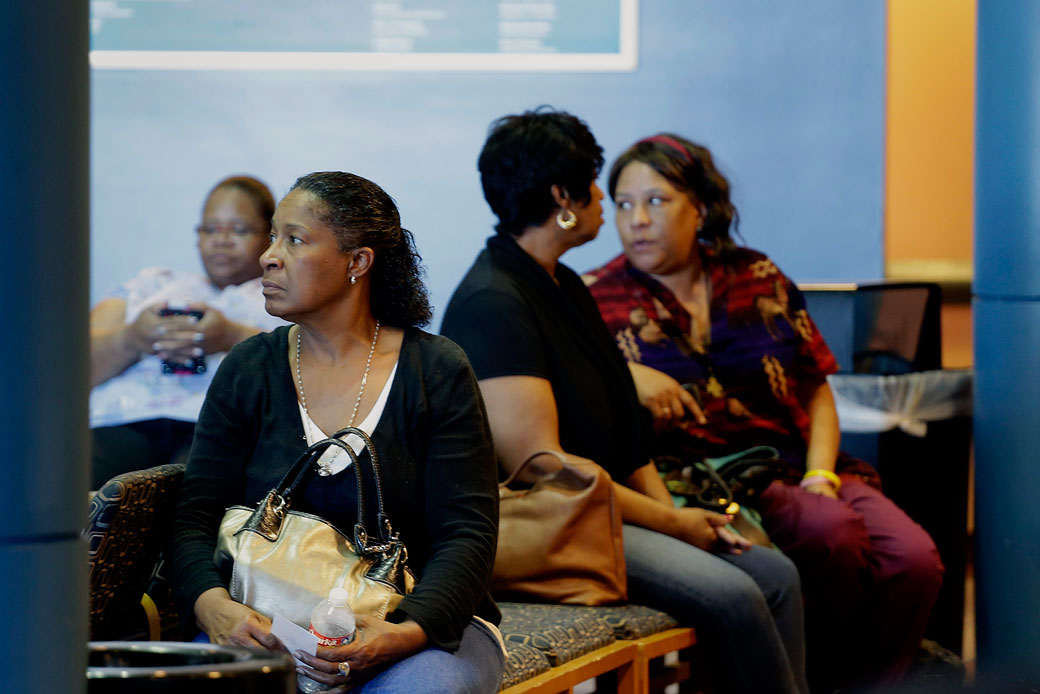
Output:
[886, 0, 975, 367]
[886, 0, 975, 264]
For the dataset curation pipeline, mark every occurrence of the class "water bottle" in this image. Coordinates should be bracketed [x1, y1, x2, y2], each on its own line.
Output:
[297, 587, 356, 693]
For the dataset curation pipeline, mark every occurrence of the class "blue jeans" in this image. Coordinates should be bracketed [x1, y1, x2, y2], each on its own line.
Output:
[195, 619, 505, 694]
[354, 618, 505, 694]
[623, 524, 809, 694]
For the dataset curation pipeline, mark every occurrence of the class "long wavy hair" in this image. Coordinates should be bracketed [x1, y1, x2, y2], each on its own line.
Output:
[608, 134, 741, 261]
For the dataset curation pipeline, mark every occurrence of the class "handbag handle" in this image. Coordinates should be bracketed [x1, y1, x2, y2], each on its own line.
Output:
[274, 437, 360, 499]
[500, 449, 569, 488]
[690, 459, 736, 512]
[330, 426, 400, 551]
[262, 433, 398, 556]
[704, 445, 779, 471]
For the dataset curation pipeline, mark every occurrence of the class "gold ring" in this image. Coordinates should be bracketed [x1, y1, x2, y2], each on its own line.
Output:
[338, 661, 351, 677]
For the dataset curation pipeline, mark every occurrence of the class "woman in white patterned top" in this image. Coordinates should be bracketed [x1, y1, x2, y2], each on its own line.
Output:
[89, 175, 286, 488]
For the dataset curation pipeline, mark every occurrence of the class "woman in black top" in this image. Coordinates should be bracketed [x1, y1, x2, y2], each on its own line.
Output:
[441, 109, 808, 694]
[171, 172, 504, 693]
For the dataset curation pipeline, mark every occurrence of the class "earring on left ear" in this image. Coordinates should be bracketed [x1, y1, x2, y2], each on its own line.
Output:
[556, 209, 577, 230]
[350, 275, 357, 285]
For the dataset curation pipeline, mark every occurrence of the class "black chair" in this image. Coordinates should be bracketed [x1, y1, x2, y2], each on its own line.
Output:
[800, 281, 942, 375]
[851, 282, 942, 374]
[85, 463, 185, 640]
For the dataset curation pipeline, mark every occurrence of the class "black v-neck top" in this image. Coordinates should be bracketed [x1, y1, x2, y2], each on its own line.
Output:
[170, 326, 500, 650]
[441, 233, 651, 482]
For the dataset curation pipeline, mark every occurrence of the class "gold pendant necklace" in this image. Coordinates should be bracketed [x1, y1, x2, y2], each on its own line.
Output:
[295, 321, 381, 476]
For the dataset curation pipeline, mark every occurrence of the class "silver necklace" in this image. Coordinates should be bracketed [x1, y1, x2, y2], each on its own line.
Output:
[296, 320, 381, 476]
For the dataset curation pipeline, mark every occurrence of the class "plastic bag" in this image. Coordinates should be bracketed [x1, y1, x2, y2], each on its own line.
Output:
[828, 369, 972, 437]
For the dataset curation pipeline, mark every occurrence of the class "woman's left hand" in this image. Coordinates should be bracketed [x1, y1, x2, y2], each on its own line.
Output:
[294, 616, 428, 692]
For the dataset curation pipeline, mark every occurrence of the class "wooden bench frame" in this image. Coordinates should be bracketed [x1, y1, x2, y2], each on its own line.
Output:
[500, 627, 696, 694]
[634, 628, 698, 693]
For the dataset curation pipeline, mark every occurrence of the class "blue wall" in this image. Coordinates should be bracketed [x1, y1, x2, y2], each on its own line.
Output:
[91, 1, 886, 327]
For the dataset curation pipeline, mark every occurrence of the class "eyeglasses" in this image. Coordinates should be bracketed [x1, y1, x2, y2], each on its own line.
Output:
[195, 223, 263, 238]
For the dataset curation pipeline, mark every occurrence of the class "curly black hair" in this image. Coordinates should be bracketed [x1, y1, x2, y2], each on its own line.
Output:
[290, 172, 432, 328]
[608, 134, 741, 259]
[478, 107, 604, 237]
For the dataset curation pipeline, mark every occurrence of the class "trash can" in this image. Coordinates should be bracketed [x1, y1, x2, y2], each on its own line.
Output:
[87, 641, 295, 693]
[829, 369, 973, 654]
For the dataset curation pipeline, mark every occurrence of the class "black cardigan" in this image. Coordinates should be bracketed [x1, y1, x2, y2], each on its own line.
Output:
[170, 326, 500, 650]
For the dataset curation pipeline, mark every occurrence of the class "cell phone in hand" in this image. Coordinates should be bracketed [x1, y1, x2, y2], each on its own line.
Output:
[157, 307, 207, 375]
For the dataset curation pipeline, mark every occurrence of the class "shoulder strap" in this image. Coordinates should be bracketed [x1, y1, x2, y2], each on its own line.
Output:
[500, 449, 568, 488]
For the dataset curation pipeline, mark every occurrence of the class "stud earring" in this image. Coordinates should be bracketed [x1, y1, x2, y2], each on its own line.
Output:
[556, 209, 577, 230]
[350, 275, 357, 285]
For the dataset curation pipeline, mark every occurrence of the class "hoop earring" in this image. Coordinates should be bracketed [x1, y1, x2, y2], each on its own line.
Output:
[556, 209, 577, 230]
[350, 275, 357, 285]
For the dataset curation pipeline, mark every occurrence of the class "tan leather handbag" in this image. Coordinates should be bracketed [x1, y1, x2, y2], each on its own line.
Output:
[215, 428, 415, 629]
[492, 450, 627, 605]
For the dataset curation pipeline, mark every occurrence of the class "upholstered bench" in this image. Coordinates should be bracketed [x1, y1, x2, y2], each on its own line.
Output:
[497, 603, 695, 694]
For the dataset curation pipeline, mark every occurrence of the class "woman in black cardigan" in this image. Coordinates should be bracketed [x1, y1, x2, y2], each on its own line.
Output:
[170, 172, 504, 693]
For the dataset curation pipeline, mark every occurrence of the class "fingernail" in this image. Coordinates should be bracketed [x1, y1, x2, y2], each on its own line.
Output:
[193, 332, 205, 342]
[294, 650, 304, 659]
[152, 342, 161, 352]
[192, 347, 204, 357]
[724, 514, 734, 521]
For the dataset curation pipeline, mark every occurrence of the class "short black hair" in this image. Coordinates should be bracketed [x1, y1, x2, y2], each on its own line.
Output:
[290, 171, 432, 328]
[478, 107, 604, 237]
[608, 134, 740, 259]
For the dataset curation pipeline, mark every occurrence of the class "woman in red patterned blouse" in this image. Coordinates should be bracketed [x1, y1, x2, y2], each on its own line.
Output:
[585, 134, 944, 692]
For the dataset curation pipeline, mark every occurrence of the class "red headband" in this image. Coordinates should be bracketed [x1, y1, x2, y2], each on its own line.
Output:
[637, 135, 693, 163]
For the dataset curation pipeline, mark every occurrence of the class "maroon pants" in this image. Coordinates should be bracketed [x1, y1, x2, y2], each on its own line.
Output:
[756, 476, 944, 691]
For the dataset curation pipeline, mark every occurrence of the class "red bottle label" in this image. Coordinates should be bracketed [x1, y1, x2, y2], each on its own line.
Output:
[309, 625, 354, 647]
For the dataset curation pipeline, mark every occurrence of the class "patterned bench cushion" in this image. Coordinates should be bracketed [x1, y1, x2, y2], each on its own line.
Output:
[573, 603, 678, 639]
[498, 603, 615, 666]
[499, 640, 552, 690]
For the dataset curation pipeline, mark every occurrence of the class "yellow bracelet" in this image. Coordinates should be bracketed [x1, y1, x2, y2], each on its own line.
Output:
[802, 468, 842, 491]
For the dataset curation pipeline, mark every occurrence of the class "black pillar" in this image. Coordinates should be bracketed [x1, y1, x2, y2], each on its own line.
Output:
[0, 2, 90, 690]
[974, 0, 1040, 684]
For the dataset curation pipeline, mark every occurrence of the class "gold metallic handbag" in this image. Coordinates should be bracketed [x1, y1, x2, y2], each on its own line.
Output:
[215, 427, 415, 629]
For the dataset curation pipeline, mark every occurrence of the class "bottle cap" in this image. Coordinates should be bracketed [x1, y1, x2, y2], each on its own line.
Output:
[328, 587, 350, 606]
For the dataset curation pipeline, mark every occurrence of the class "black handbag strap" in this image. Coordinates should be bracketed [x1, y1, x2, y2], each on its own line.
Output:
[691, 459, 736, 511]
[266, 431, 397, 555]
[274, 437, 359, 496]
[330, 426, 399, 548]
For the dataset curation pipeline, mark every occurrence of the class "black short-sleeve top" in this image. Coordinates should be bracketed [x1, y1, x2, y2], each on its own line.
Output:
[441, 233, 650, 482]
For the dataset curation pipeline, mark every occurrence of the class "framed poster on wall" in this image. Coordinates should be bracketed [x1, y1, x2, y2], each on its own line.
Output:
[90, 0, 638, 71]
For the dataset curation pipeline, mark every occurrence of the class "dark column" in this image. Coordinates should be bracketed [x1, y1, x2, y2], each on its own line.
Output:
[0, 2, 90, 691]
[974, 0, 1040, 683]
